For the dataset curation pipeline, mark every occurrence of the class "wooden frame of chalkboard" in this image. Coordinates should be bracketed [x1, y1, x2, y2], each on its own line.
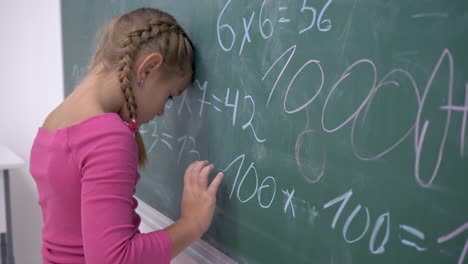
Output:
[135, 197, 237, 263]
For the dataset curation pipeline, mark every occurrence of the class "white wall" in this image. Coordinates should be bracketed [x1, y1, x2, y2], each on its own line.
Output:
[0, 0, 63, 263]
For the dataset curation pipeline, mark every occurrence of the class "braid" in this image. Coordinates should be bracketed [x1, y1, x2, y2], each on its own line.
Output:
[118, 18, 189, 117]
[117, 15, 193, 168]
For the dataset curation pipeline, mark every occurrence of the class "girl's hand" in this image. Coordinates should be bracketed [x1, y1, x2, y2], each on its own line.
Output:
[180, 160, 224, 238]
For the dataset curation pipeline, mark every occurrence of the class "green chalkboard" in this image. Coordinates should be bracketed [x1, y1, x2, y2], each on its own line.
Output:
[62, 1, 468, 263]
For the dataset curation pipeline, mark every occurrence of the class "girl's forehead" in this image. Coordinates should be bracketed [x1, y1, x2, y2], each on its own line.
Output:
[172, 74, 192, 86]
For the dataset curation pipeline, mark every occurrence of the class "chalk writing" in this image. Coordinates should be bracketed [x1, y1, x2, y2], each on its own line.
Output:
[217, 0, 334, 54]
[323, 190, 390, 254]
[438, 222, 468, 264]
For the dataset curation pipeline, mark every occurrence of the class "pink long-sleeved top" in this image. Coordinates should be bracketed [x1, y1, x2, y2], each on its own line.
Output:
[29, 112, 172, 264]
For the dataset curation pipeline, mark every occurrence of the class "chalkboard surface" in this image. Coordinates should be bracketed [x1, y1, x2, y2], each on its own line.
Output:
[62, 1, 468, 263]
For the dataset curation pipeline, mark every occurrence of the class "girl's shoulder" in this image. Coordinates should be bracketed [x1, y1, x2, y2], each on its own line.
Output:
[61, 111, 137, 160]
[47, 112, 123, 132]
[40, 105, 123, 134]
[37, 110, 132, 146]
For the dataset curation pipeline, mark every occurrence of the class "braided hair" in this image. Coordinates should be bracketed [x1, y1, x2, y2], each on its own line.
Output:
[90, 8, 195, 167]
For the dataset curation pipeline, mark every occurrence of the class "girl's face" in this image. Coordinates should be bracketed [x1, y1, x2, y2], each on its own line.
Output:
[135, 73, 191, 124]
[131, 52, 192, 125]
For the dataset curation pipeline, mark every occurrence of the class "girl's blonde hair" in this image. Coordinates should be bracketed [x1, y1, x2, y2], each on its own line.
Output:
[89, 8, 195, 168]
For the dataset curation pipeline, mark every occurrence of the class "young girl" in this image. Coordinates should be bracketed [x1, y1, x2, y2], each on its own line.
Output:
[29, 7, 223, 264]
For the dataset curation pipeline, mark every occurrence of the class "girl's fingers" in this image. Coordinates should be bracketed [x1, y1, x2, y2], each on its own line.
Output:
[185, 161, 198, 187]
[192, 160, 209, 176]
[199, 164, 214, 188]
[208, 172, 224, 195]
[187, 160, 209, 190]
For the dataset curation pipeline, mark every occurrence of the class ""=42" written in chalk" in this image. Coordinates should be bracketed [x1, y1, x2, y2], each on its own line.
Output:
[194, 80, 267, 143]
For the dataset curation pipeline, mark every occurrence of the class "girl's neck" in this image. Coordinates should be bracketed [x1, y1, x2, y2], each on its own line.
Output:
[75, 68, 127, 117]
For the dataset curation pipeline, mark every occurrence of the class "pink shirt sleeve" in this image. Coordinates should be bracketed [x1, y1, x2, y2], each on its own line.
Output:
[70, 122, 172, 264]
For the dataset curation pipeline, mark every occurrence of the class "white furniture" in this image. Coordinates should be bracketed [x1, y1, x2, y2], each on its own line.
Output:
[0, 145, 24, 264]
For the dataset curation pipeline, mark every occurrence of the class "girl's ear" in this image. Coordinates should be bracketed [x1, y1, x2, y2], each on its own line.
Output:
[136, 52, 163, 81]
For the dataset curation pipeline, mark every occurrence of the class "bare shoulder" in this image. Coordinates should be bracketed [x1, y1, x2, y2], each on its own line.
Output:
[41, 107, 76, 132]
[41, 79, 120, 132]
[41, 102, 105, 132]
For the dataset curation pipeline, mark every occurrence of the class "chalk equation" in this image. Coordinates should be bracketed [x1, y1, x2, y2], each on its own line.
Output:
[142, 47, 467, 264]
[217, 0, 333, 55]
[139, 1, 467, 263]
